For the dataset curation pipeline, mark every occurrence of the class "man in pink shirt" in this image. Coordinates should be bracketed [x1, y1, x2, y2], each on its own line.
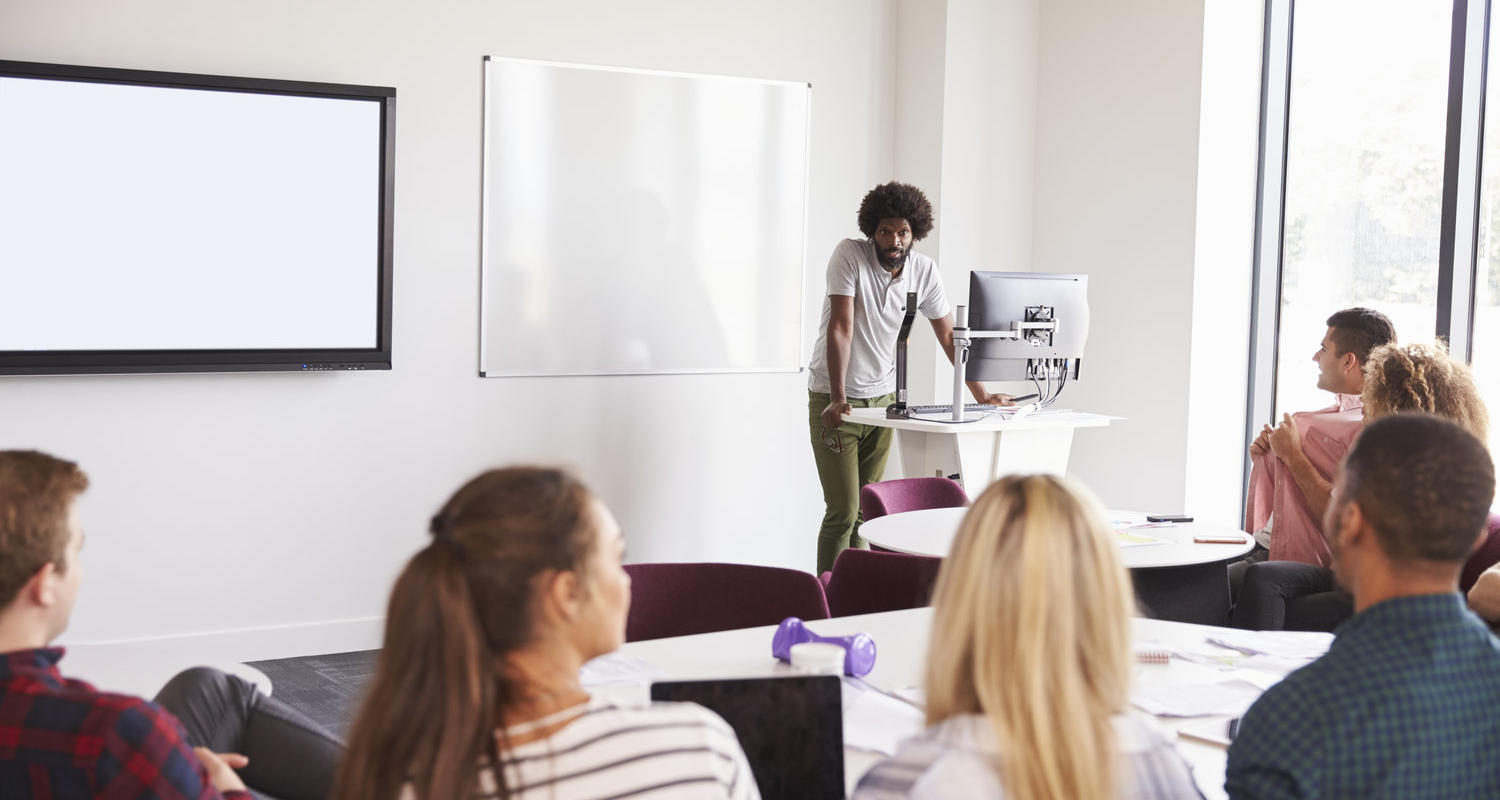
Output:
[1234, 308, 1396, 584]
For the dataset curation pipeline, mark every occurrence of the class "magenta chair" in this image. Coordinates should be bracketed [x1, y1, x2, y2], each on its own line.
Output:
[819, 548, 944, 618]
[623, 562, 830, 642]
[859, 477, 969, 521]
[860, 477, 970, 552]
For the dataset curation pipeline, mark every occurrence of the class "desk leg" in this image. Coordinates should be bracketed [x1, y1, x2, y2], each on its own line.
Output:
[892, 428, 1079, 495]
[895, 429, 939, 480]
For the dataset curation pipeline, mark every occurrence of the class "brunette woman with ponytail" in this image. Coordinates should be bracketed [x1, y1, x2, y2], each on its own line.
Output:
[332, 467, 758, 800]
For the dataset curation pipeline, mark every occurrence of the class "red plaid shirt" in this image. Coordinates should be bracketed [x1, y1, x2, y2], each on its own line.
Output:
[0, 647, 251, 799]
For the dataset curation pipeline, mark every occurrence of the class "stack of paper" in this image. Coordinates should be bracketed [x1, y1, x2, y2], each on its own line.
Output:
[841, 679, 927, 756]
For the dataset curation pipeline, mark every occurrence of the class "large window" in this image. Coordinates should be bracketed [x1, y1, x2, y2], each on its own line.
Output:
[1475, 0, 1500, 457]
[1274, 0, 1451, 415]
[1253, 0, 1499, 471]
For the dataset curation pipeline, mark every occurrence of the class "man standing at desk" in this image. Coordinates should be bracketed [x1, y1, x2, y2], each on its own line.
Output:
[807, 182, 1010, 573]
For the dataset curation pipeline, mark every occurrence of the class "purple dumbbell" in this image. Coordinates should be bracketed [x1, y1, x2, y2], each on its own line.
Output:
[772, 616, 877, 677]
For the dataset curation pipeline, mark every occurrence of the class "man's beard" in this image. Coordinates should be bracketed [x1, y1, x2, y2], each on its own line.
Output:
[877, 246, 907, 272]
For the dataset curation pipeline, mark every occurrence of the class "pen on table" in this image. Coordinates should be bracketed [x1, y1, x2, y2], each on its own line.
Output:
[1193, 536, 1248, 545]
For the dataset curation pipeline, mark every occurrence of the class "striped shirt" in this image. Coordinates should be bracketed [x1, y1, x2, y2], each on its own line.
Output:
[406, 698, 759, 800]
[852, 712, 1204, 799]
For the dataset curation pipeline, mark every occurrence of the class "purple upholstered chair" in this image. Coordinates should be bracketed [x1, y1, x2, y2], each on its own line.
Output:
[1459, 512, 1500, 593]
[623, 562, 831, 642]
[818, 548, 944, 618]
[859, 477, 969, 521]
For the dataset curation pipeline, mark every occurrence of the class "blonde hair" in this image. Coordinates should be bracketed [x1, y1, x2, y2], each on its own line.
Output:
[1362, 342, 1489, 442]
[923, 474, 1135, 800]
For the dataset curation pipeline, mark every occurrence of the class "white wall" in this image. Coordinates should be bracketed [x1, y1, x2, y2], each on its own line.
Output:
[0, 0, 899, 656]
[0, 0, 1257, 657]
[927, 0, 1041, 404]
[890, 0, 950, 410]
[1032, 0, 1210, 512]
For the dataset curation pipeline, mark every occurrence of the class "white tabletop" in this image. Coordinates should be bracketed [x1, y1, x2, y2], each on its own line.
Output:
[860, 507, 1255, 569]
[609, 606, 1291, 800]
[845, 406, 1114, 433]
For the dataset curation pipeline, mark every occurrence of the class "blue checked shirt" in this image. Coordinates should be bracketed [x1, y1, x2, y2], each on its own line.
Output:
[1226, 593, 1500, 799]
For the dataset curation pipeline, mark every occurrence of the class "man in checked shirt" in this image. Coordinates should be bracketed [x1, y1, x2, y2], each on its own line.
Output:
[0, 450, 341, 799]
[1226, 414, 1500, 799]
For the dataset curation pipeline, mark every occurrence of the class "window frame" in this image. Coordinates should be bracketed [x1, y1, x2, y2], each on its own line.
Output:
[1245, 0, 1493, 509]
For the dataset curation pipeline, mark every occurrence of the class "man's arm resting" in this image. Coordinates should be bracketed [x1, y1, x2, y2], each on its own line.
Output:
[99, 702, 251, 800]
[821, 295, 855, 430]
[1468, 566, 1500, 623]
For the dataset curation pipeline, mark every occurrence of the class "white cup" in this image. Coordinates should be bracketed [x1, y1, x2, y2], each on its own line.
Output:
[789, 642, 846, 676]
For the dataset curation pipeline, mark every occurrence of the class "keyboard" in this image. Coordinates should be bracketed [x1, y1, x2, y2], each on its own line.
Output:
[905, 404, 994, 414]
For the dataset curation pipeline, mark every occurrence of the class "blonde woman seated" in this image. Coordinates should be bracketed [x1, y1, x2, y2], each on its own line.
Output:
[852, 474, 1203, 800]
[332, 467, 759, 800]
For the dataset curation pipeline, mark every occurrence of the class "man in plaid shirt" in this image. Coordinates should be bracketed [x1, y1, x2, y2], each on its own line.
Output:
[0, 450, 250, 799]
[1226, 414, 1500, 799]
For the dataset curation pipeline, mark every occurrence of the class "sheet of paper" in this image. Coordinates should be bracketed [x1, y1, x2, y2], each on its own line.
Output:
[841, 679, 927, 755]
[579, 653, 664, 687]
[894, 686, 926, 707]
[1205, 630, 1333, 660]
[1116, 530, 1166, 547]
[1131, 679, 1264, 717]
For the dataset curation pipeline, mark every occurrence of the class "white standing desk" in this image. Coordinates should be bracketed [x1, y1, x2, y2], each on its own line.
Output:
[844, 407, 1115, 494]
[613, 606, 1296, 800]
[860, 507, 1255, 568]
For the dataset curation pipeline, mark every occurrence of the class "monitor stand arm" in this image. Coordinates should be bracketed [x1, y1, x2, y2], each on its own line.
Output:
[885, 293, 919, 419]
[950, 304, 1044, 421]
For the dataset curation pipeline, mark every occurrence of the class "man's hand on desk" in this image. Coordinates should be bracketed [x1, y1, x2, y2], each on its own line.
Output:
[966, 382, 1015, 407]
[822, 400, 853, 430]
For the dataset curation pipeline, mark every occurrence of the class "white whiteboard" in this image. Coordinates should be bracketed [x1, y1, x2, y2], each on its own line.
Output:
[479, 57, 809, 376]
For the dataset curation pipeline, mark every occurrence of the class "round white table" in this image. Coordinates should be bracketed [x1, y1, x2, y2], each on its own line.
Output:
[860, 507, 1255, 625]
[860, 507, 1254, 566]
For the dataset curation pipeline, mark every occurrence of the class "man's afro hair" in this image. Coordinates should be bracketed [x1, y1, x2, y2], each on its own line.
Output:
[858, 182, 935, 241]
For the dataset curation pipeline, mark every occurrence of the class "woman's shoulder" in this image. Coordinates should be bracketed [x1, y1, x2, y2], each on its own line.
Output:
[589, 696, 733, 725]
[853, 713, 1201, 800]
[497, 698, 757, 799]
[538, 697, 740, 748]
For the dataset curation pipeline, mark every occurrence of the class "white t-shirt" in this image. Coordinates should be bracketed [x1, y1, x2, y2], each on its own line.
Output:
[432, 698, 761, 800]
[808, 239, 952, 399]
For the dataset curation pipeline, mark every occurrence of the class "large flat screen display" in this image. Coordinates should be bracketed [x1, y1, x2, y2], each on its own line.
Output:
[0, 60, 395, 374]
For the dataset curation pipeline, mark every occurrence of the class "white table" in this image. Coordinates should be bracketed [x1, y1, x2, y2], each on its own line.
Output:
[861, 508, 1255, 625]
[860, 507, 1254, 568]
[844, 407, 1115, 494]
[610, 606, 1294, 800]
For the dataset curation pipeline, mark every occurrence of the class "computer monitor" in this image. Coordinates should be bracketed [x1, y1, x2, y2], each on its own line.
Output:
[966, 271, 1088, 382]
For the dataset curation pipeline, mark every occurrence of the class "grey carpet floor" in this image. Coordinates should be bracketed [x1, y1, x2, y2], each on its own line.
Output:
[246, 649, 379, 738]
